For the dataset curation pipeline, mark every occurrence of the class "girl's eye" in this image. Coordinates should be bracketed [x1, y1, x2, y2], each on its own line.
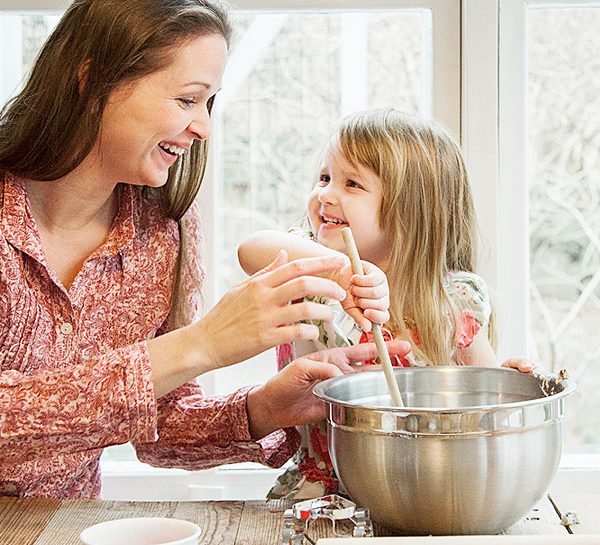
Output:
[346, 179, 363, 189]
[318, 174, 330, 186]
[178, 98, 197, 107]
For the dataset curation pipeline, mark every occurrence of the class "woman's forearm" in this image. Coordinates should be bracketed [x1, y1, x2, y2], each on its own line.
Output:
[147, 324, 216, 398]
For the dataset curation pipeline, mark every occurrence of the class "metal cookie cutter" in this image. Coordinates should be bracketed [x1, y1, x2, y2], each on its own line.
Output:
[282, 494, 373, 544]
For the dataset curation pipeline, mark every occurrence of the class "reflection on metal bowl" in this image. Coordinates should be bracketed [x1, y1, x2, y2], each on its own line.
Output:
[313, 366, 575, 535]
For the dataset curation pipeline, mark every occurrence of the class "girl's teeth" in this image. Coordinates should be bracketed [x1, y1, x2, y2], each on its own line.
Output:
[159, 142, 186, 156]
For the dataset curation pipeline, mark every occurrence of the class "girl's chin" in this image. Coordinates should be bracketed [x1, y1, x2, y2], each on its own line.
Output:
[316, 227, 346, 251]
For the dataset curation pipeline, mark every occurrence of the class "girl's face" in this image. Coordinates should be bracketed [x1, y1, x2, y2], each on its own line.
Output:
[307, 146, 391, 267]
[93, 33, 227, 188]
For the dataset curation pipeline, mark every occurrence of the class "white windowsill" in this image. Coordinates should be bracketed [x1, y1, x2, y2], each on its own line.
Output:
[100, 457, 600, 502]
[100, 461, 286, 501]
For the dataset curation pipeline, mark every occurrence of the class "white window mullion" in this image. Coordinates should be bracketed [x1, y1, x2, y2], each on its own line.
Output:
[497, 0, 529, 358]
[431, 0, 460, 136]
[340, 13, 368, 116]
[462, 0, 528, 359]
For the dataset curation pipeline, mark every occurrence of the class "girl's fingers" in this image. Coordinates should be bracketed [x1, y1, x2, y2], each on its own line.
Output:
[501, 358, 537, 373]
[350, 272, 384, 287]
[364, 308, 390, 324]
[262, 255, 346, 288]
[275, 276, 346, 304]
[351, 283, 388, 299]
[345, 307, 372, 332]
[354, 296, 389, 311]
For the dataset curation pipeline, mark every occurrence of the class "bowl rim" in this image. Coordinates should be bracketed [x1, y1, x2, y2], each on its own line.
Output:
[79, 517, 202, 545]
[313, 366, 576, 413]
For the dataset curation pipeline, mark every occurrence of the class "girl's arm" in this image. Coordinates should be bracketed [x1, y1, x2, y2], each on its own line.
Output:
[455, 327, 497, 366]
[238, 230, 342, 276]
[456, 328, 537, 372]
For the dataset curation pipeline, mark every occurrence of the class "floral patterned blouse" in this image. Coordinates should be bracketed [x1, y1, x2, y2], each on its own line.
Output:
[268, 271, 492, 500]
[0, 173, 298, 499]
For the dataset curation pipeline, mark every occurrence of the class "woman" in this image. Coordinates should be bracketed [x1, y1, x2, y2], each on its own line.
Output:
[0, 0, 407, 498]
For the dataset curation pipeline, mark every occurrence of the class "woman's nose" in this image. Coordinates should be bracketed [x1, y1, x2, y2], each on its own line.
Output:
[188, 107, 211, 141]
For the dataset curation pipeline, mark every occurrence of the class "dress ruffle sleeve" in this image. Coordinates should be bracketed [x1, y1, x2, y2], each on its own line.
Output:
[445, 271, 492, 349]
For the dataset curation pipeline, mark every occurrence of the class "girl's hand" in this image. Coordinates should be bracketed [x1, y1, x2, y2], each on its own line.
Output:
[501, 357, 540, 373]
[191, 251, 348, 371]
[336, 260, 390, 332]
[246, 340, 411, 439]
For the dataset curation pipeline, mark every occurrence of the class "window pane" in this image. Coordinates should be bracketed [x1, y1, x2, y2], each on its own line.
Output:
[528, 7, 600, 453]
[0, 15, 60, 103]
[216, 10, 430, 295]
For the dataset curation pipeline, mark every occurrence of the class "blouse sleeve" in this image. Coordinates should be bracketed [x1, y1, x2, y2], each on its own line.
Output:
[0, 341, 158, 467]
[135, 202, 300, 470]
[134, 383, 299, 470]
[446, 271, 492, 349]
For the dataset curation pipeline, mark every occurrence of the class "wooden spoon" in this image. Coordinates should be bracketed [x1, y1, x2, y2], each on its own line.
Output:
[341, 227, 405, 407]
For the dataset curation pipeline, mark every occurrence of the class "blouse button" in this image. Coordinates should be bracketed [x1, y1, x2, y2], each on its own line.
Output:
[60, 322, 74, 335]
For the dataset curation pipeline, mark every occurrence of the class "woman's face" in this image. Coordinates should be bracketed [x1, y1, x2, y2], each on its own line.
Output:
[307, 146, 391, 267]
[94, 33, 227, 188]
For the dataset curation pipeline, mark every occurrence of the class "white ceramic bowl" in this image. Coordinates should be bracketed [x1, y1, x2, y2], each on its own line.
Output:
[79, 517, 201, 545]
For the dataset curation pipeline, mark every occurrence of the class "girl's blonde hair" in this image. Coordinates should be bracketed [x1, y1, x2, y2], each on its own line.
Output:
[333, 109, 492, 365]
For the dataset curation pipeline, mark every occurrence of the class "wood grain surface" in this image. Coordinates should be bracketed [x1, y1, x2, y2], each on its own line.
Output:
[0, 493, 593, 545]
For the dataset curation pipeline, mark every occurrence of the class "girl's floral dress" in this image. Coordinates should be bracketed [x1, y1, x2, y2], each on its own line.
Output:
[267, 271, 492, 500]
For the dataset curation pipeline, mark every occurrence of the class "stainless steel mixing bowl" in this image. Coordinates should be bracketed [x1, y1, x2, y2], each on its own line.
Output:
[313, 366, 575, 535]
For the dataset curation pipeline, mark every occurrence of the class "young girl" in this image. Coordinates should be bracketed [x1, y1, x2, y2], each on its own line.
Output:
[238, 108, 533, 500]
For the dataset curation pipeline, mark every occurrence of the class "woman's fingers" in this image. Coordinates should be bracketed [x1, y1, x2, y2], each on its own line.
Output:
[309, 340, 412, 367]
[279, 300, 335, 325]
[260, 255, 346, 289]
[274, 275, 346, 304]
[271, 323, 322, 344]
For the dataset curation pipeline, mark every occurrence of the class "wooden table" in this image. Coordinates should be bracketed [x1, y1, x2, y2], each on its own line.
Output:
[0, 492, 597, 544]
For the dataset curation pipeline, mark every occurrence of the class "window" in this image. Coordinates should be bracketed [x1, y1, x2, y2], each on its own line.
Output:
[2, 0, 598, 497]
[527, 4, 600, 453]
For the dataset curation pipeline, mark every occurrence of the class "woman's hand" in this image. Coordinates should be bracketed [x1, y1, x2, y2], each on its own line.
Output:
[190, 251, 348, 371]
[501, 357, 541, 373]
[246, 340, 411, 439]
[335, 260, 390, 332]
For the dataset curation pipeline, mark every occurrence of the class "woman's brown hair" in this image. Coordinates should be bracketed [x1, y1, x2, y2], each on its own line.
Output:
[0, 0, 232, 220]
